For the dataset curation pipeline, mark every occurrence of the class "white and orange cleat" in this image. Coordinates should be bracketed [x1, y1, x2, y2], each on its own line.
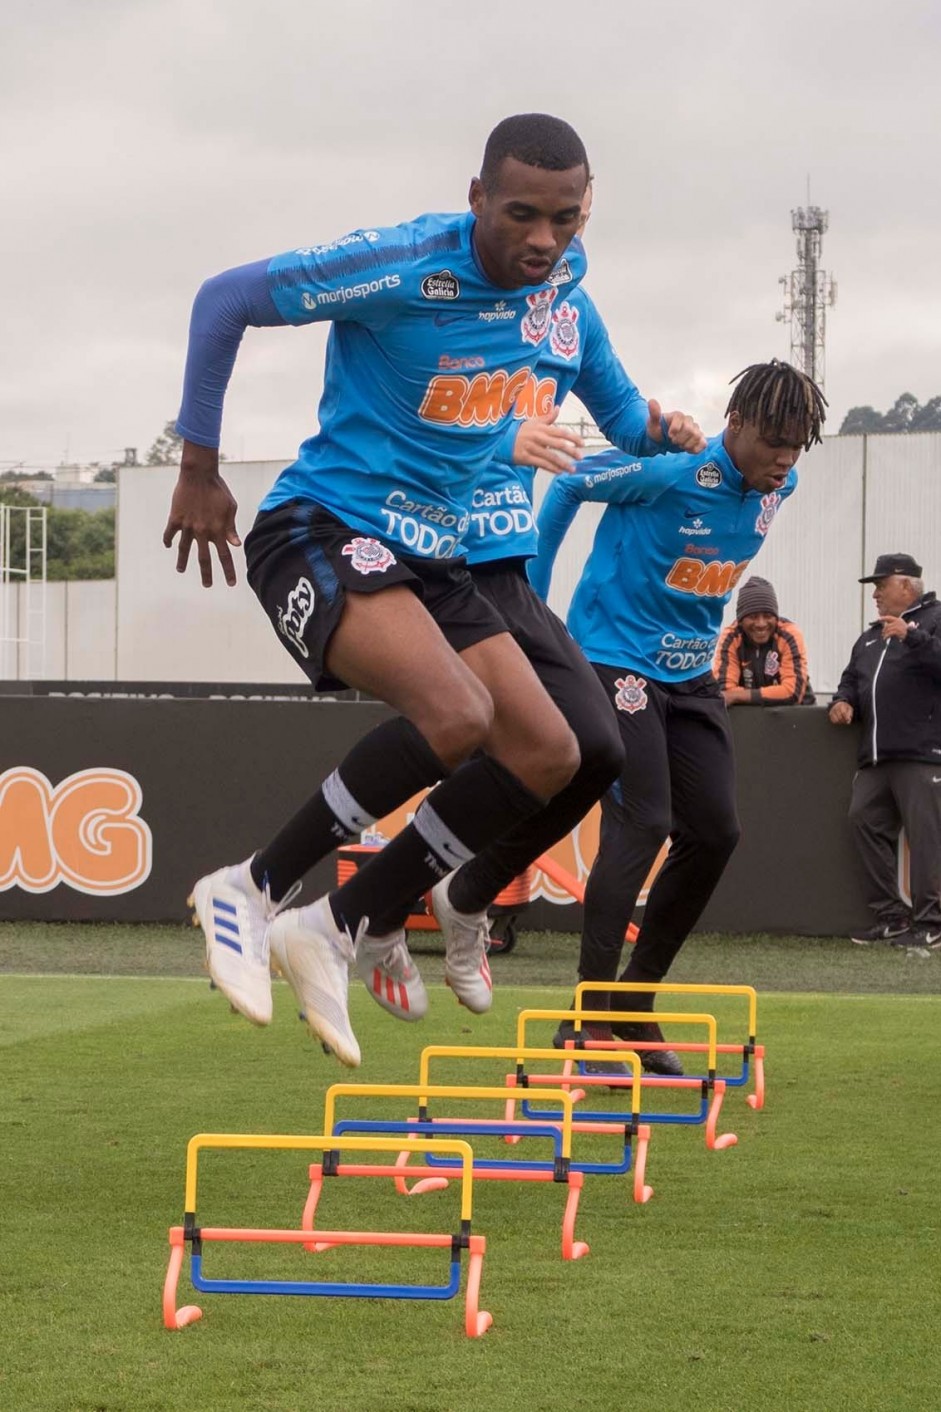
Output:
[355, 928, 429, 1021]
[432, 874, 493, 1014]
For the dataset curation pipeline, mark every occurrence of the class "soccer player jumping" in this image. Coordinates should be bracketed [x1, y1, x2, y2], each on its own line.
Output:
[530, 360, 827, 1074]
[166, 115, 602, 1067]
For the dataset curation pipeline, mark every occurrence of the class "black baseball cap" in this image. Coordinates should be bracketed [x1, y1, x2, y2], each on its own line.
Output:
[859, 553, 922, 583]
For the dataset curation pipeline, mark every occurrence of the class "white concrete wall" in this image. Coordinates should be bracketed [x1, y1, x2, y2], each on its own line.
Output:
[115, 462, 307, 683]
[1, 433, 939, 691]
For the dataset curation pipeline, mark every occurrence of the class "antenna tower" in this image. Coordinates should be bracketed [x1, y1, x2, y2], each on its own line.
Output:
[776, 205, 836, 388]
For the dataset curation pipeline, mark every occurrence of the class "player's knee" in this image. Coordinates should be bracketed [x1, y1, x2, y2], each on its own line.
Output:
[422, 688, 494, 768]
[574, 717, 624, 786]
[536, 724, 581, 798]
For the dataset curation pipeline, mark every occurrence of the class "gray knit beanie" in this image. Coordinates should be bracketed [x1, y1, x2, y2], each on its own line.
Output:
[736, 576, 779, 621]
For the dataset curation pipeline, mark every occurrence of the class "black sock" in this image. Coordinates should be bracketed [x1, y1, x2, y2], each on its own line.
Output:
[329, 755, 544, 935]
[250, 717, 447, 901]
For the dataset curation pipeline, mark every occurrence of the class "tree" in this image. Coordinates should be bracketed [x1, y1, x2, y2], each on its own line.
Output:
[910, 396, 941, 432]
[838, 405, 885, 435]
[881, 392, 920, 433]
[146, 419, 184, 465]
[839, 392, 941, 435]
[0, 488, 114, 579]
[93, 466, 117, 483]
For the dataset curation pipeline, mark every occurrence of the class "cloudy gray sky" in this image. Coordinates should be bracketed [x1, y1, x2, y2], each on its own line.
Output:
[3, 0, 939, 469]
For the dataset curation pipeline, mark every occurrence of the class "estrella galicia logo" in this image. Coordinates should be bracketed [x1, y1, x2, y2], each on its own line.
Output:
[421, 270, 460, 300]
[547, 258, 573, 287]
[695, 463, 722, 489]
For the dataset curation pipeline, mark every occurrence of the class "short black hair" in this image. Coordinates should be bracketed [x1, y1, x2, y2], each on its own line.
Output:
[726, 359, 828, 450]
[480, 113, 589, 190]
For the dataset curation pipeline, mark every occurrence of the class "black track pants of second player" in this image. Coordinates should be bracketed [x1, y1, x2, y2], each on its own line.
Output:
[578, 666, 741, 994]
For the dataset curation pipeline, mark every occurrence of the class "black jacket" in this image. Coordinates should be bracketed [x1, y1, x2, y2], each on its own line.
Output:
[832, 591, 941, 766]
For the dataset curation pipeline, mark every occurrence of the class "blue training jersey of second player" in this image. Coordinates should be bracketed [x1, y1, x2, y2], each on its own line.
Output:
[528, 432, 798, 681]
[463, 287, 668, 566]
[176, 211, 586, 559]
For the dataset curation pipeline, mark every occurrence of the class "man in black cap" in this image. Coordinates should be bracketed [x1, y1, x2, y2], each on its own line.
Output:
[714, 575, 815, 705]
[829, 553, 941, 949]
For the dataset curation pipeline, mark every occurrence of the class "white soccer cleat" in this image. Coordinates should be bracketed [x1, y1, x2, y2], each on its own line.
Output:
[355, 928, 428, 1021]
[432, 873, 493, 1014]
[269, 896, 361, 1067]
[190, 859, 277, 1027]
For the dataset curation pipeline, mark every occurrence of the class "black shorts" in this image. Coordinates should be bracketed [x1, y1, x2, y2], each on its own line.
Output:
[244, 501, 508, 690]
[470, 559, 623, 763]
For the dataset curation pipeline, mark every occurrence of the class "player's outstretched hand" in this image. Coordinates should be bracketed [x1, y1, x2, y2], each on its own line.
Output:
[162, 441, 241, 588]
[512, 406, 585, 473]
[646, 399, 707, 453]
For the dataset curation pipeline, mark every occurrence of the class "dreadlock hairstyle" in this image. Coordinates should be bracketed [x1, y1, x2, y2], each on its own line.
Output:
[480, 114, 589, 190]
[725, 359, 828, 451]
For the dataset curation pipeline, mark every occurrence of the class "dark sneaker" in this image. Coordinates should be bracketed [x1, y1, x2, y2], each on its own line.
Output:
[609, 1020, 684, 1077]
[850, 920, 910, 946]
[553, 1019, 629, 1077]
[890, 927, 941, 951]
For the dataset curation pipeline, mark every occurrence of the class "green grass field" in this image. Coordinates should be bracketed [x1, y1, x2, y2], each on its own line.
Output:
[2, 925, 940, 1412]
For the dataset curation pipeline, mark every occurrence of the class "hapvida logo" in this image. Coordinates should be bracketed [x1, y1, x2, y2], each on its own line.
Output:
[0, 767, 153, 895]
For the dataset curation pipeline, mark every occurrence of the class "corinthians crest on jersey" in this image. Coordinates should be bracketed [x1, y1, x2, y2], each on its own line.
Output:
[520, 288, 557, 347]
[755, 492, 781, 537]
[549, 300, 580, 360]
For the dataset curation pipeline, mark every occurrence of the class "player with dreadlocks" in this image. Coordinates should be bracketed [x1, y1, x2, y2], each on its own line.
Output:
[529, 359, 825, 1075]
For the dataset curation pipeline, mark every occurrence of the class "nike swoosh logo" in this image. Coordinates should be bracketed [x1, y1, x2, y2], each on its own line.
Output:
[932, 777, 941, 784]
[433, 312, 471, 328]
[682, 508, 703, 518]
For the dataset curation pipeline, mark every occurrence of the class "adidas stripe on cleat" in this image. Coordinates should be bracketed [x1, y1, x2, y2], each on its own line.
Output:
[190, 858, 292, 1027]
[355, 929, 428, 1021]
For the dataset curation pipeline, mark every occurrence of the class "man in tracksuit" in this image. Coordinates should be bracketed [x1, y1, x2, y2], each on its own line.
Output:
[530, 359, 827, 1073]
[829, 553, 941, 950]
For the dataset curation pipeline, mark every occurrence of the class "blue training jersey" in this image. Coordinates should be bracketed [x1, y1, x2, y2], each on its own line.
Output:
[464, 287, 666, 566]
[528, 432, 798, 681]
[176, 212, 586, 559]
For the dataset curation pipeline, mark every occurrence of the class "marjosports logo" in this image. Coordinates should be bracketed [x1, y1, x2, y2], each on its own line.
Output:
[614, 674, 648, 714]
[665, 557, 750, 597]
[0, 766, 152, 895]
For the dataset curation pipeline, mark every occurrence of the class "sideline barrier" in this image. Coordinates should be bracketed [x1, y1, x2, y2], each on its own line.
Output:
[515, 1009, 738, 1152]
[163, 1132, 492, 1337]
[575, 981, 766, 1111]
[323, 1082, 593, 1260]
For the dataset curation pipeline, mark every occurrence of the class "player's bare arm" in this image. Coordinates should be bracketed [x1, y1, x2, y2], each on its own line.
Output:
[163, 440, 241, 589]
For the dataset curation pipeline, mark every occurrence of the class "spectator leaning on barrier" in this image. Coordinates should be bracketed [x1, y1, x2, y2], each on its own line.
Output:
[714, 576, 815, 706]
[829, 553, 941, 951]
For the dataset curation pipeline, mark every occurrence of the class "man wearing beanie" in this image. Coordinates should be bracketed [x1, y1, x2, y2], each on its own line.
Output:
[829, 553, 941, 950]
[714, 576, 814, 705]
